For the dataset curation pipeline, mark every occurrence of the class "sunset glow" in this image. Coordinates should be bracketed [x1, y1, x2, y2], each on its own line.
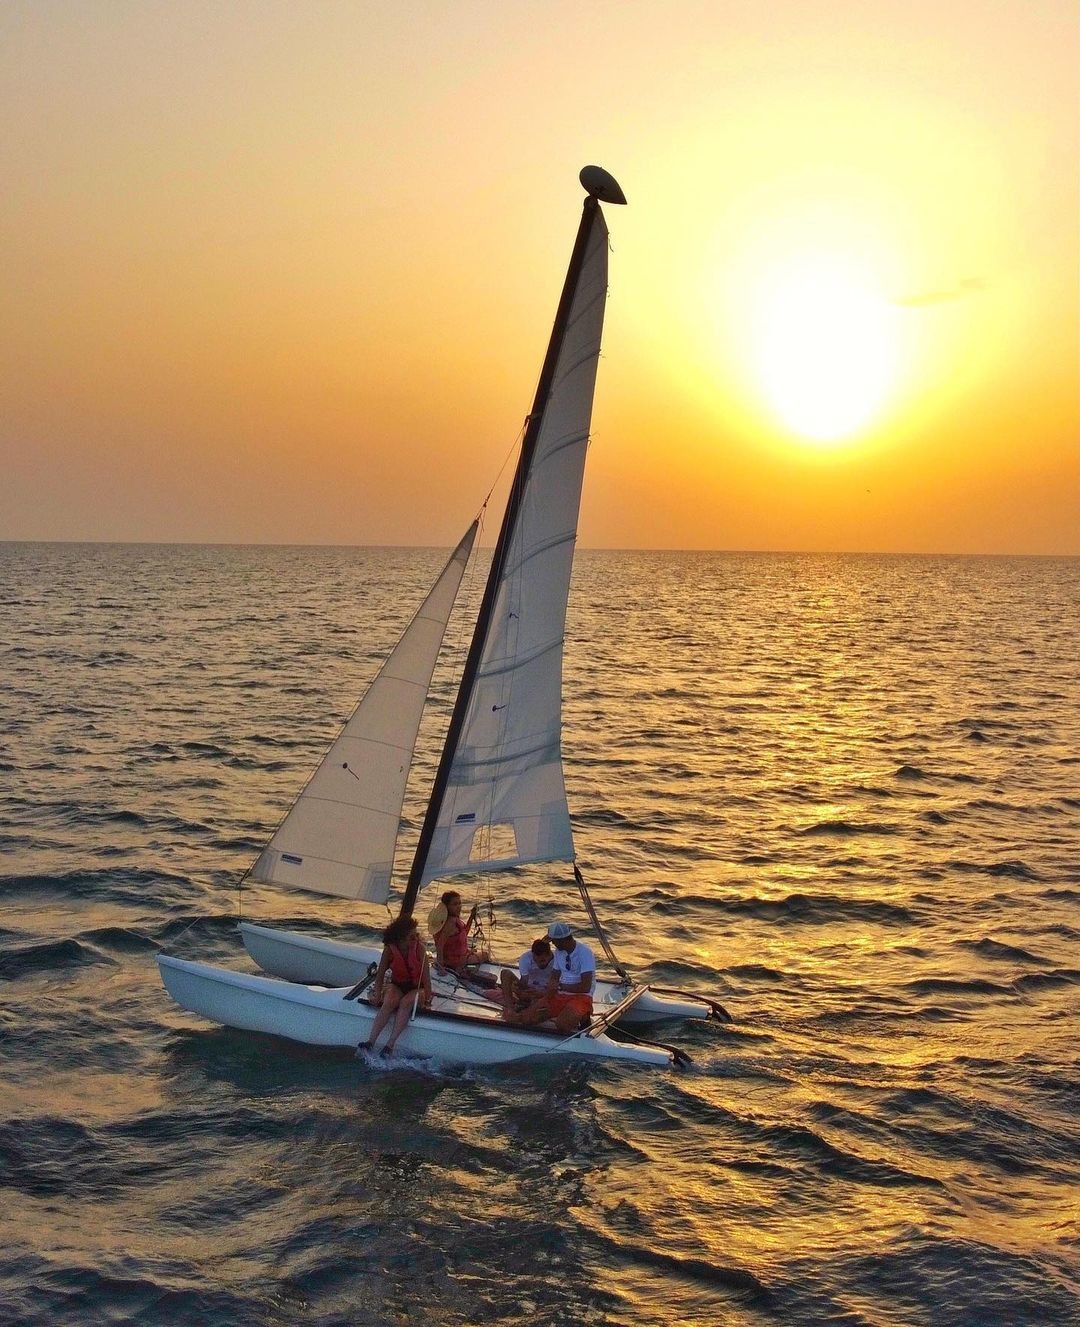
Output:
[0, 1, 1076, 553]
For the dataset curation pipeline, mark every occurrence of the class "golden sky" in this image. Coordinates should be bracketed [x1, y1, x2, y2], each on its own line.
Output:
[2, 0, 1077, 552]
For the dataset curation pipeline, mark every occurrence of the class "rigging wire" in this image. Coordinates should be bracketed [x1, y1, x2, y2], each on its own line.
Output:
[385, 498, 491, 914]
[574, 863, 632, 982]
[376, 523, 482, 906]
[413, 414, 528, 897]
[480, 415, 531, 512]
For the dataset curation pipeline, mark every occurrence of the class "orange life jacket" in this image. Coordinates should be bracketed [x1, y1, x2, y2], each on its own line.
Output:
[441, 918, 469, 967]
[387, 939, 424, 986]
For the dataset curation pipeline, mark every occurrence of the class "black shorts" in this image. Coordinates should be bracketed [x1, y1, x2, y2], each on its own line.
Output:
[391, 980, 419, 995]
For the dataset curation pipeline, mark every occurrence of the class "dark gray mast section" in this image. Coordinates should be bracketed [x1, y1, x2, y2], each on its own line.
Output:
[397, 169, 624, 919]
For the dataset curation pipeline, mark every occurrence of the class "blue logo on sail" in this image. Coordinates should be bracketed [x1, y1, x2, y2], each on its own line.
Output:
[454, 813, 476, 824]
[282, 853, 303, 865]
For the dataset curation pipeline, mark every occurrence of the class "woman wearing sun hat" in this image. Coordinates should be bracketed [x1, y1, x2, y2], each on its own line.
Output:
[428, 890, 491, 974]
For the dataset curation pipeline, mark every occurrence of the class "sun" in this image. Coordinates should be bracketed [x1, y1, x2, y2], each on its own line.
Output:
[749, 253, 898, 443]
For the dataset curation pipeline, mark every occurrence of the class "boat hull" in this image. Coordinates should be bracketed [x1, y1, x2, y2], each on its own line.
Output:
[238, 921, 711, 1024]
[158, 955, 671, 1067]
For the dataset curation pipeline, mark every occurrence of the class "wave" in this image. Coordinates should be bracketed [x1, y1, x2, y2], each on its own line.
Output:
[724, 964, 790, 982]
[835, 1234, 1080, 1324]
[94, 809, 148, 827]
[179, 741, 229, 756]
[0, 938, 109, 979]
[574, 806, 688, 829]
[224, 756, 291, 771]
[87, 650, 137, 667]
[572, 808, 633, 828]
[696, 892, 916, 926]
[156, 913, 243, 943]
[904, 976, 1014, 997]
[956, 938, 1050, 965]
[799, 819, 899, 837]
[590, 1229, 768, 1299]
[969, 797, 1031, 814]
[641, 957, 727, 983]
[78, 925, 159, 954]
[947, 859, 1042, 882]
[1012, 969, 1080, 992]
[1041, 922, 1080, 940]
[209, 835, 264, 852]
[244, 733, 313, 749]
[0, 867, 198, 904]
[752, 1116, 946, 1191]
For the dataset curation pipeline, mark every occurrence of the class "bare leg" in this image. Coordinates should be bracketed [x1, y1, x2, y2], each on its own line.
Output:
[552, 1002, 591, 1034]
[515, 997, 552, 1028]
[498, 969, 520, 1020]
[384, 992, 417, 1053]
[552, 1007, 581, 1034]
[364, 987, 401, 1049]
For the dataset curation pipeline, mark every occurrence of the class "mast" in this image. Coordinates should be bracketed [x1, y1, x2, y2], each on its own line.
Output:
[398, 168, 625, 918]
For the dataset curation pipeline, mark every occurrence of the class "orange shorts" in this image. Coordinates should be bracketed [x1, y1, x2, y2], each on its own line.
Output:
[547, 992, 593, 1019]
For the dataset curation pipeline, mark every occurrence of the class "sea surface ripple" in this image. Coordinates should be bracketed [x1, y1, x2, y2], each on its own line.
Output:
[1, 542, 1078, 1326]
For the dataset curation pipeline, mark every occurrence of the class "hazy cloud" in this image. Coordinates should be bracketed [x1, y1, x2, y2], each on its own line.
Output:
[893, 277, 988, 307]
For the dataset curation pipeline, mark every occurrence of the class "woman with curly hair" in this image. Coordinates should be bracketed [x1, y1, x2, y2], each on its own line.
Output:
[362, 914, 432, 1056]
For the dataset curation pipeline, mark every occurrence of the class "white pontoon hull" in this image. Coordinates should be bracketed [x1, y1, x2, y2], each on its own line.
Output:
[158, 954, 671, 1067]
[238, 922, 711, 1025]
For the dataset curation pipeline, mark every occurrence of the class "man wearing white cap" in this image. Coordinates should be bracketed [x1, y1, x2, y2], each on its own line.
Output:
[545, 921, 596, 1032]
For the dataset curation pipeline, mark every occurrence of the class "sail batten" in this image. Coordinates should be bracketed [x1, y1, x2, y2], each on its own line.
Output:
[534, 429, 589, 461]
[251, 522, 477, 902]
[503, 532, 576, 580]
[289, 794, 402, 815]
[446, 743, 560, 779]
[474, 635, 563, 680]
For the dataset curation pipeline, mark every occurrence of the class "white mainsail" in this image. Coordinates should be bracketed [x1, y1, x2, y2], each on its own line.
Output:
[418, 206, 610, 885]
[252, 523, 477, 901]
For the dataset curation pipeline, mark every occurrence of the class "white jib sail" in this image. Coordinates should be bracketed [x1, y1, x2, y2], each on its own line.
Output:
[252, 523, 478, 901]
[420, 207, 610, 885]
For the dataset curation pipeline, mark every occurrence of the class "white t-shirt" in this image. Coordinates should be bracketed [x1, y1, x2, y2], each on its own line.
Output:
[554, 941, 596, 992]
[519, 950, 554, 993]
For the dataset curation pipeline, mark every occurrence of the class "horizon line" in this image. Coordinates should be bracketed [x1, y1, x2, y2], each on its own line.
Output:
[2, 537, 1077, 560]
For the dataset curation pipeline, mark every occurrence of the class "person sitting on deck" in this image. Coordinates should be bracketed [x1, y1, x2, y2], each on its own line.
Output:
[429, 890, 491, 975]
[362, 915, 432, 1056]
[499, 937, 557, 1023]
[545, 921, 596, 1032]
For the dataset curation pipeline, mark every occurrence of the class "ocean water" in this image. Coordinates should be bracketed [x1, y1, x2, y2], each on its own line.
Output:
[1, 541, 1078, 1327]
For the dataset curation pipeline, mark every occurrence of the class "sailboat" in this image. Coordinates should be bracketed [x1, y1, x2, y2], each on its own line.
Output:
[158, 166, 726, 1068]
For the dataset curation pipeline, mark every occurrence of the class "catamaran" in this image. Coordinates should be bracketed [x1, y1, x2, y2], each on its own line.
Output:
[158, 166, 729, 1067]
